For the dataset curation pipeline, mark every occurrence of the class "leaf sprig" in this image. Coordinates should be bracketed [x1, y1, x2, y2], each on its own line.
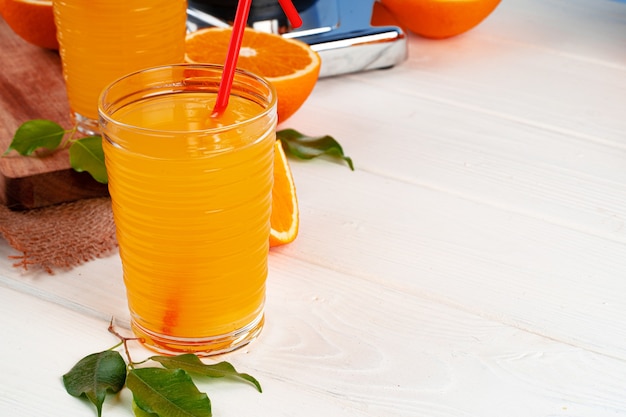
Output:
[63, 322, 261, 417]
[5, 119, 107, 183]
[4, 120, 354, 185]
[277, 128, 354, 171]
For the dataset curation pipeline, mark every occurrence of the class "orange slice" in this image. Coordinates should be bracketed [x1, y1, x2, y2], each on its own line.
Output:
[2, 0, 58, 50]
[270, 140, 299, 247]
[185, 27, 321, 123]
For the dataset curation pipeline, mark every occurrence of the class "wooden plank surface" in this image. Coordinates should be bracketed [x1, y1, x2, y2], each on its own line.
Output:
[0, 18, 108, 210]
[1, 0, 626, 416]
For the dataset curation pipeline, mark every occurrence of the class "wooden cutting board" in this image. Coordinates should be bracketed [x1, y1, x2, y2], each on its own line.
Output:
[0, 18, 109, 210]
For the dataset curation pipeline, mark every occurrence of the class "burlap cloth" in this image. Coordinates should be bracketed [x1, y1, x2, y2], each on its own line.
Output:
[0, 197, 117, 273]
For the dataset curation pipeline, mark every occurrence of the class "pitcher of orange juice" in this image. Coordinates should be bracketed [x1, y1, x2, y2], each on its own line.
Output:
[52, 0, 187, 134]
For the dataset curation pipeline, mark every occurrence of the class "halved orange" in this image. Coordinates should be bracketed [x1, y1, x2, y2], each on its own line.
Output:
[270, 140, 299, 247]
[2, 0, 59, 50]
[185, 27, 321, 123]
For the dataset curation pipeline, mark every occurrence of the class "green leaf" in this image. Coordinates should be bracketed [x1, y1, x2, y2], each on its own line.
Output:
[132, 400, 160, 417]
[5, 119, 65, 155]
[277, 128, 354, 171]
[151, 354, 262, 393]
[62, 350, 127, 417]
[127, 367, 212, 417]
[69, 136, 108, 184]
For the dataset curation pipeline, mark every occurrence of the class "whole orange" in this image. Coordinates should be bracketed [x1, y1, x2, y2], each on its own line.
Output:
[2, 0, 58, 49]
[379, 0, 501, 39]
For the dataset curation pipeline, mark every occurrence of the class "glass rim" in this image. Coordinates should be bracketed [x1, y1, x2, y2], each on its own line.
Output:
[97, 63, 277, 135]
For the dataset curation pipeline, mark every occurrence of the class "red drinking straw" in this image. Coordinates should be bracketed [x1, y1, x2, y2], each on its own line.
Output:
[212, 0, 303, 116]
[278, 0, 303, 28]
[212, 0, 252, 116]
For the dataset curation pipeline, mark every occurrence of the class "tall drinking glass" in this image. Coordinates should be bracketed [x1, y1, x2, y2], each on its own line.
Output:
[53, 0, 187, 134]
[99, 64, 277, 355]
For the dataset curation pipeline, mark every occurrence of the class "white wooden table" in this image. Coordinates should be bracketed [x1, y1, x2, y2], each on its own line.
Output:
[2, 0, 626, 415]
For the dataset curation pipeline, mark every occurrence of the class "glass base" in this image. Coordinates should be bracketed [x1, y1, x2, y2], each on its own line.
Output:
[72, 111, 101, 136]
[131, 312, 265, 356]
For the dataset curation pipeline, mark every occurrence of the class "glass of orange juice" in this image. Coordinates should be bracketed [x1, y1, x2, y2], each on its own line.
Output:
[52, 0, 187, 134]
[99, 64, 277, 355]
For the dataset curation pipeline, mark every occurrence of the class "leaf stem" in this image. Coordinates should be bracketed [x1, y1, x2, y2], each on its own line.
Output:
[108, 341, 124, 351]
[107, 318, 143, 368]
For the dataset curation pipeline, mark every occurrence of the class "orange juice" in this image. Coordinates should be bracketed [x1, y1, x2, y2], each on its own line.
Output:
[53, 0, 187, 134]
[99, 65, 277, 354]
